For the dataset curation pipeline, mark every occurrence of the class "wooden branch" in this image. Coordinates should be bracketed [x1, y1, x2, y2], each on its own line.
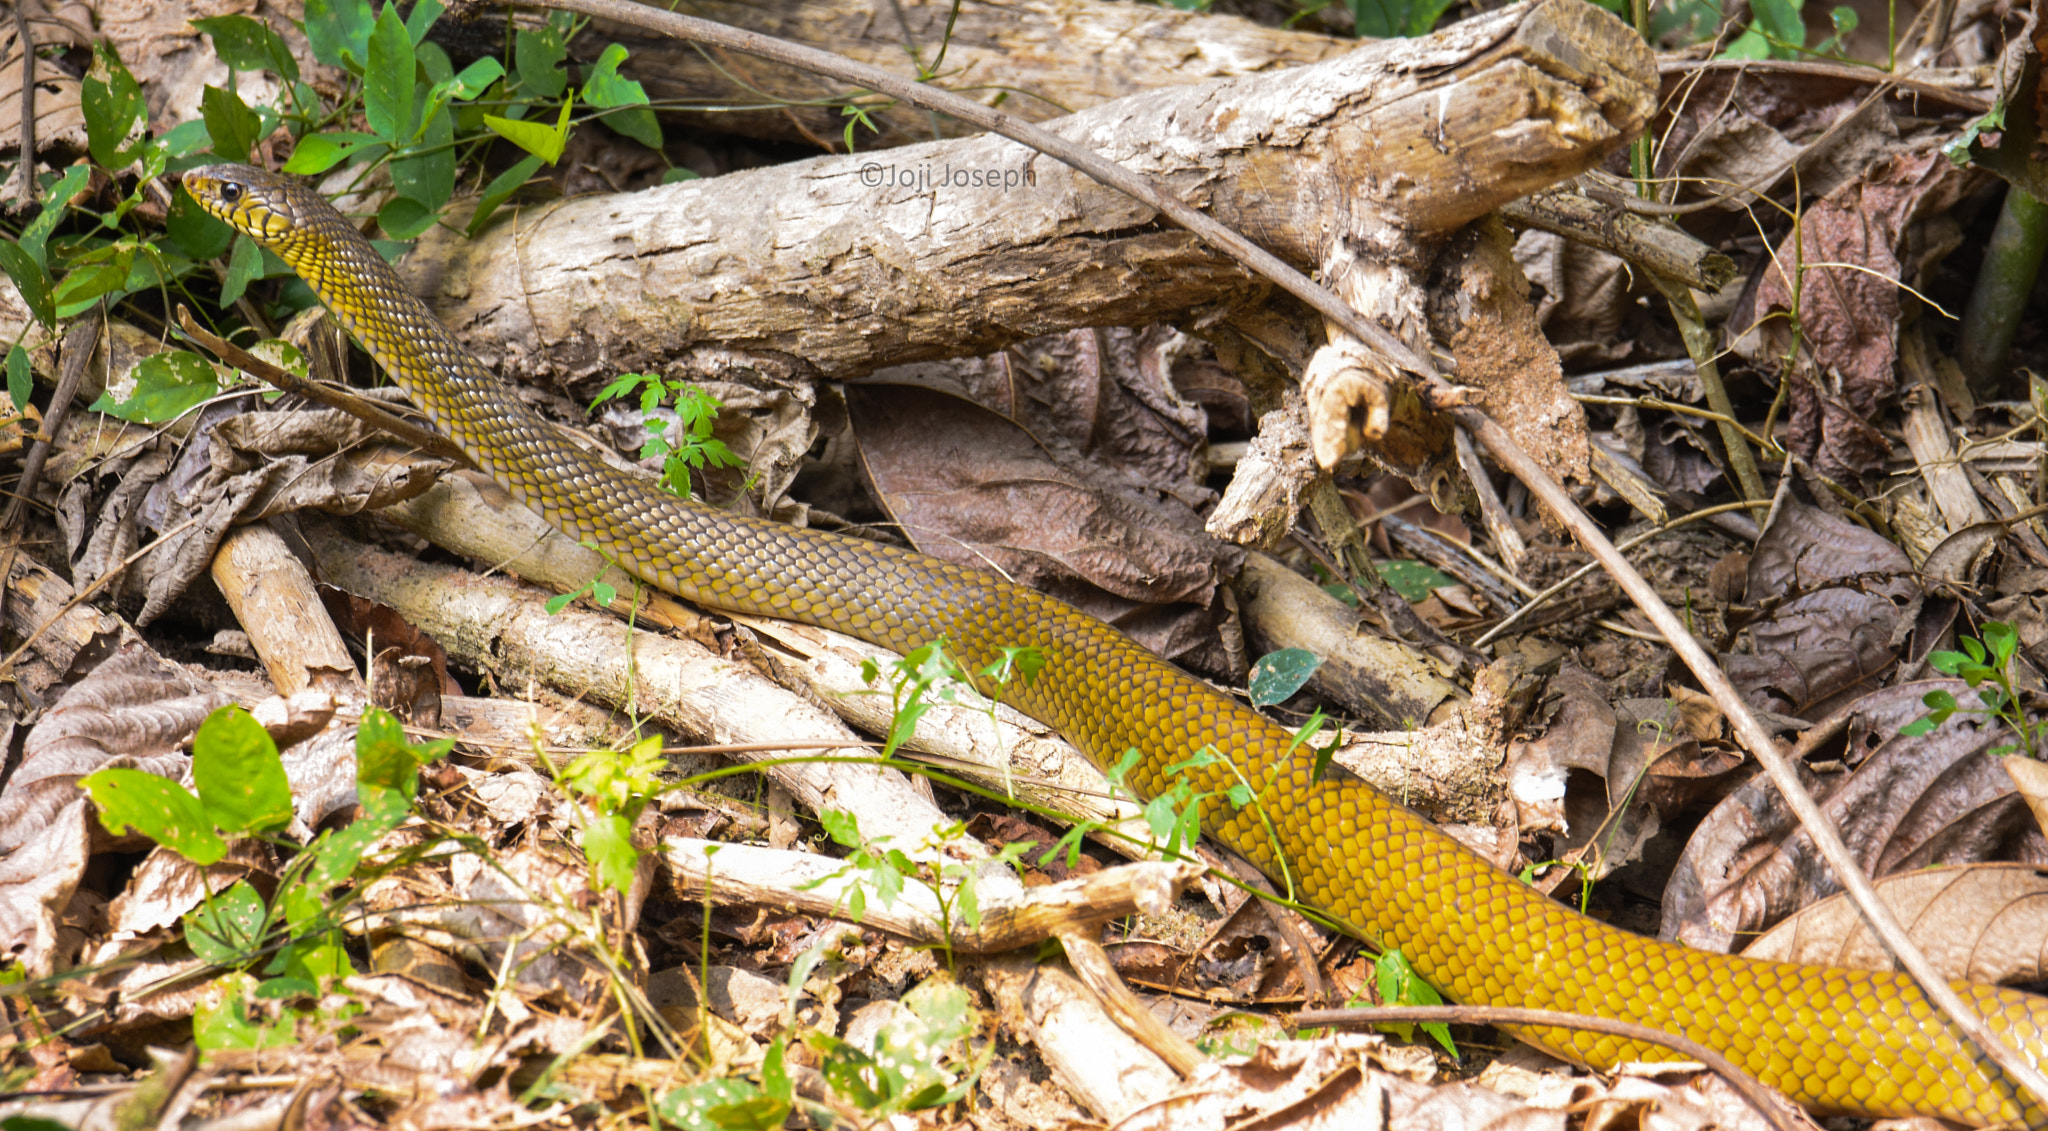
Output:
[210, 520, 363, 701]
[407, 0, 1652, 390]
[662, 838, 1203, 954]
[982, 952, 1180, 1122]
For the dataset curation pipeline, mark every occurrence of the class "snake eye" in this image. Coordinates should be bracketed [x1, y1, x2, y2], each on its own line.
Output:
[218, 181, 243, 205]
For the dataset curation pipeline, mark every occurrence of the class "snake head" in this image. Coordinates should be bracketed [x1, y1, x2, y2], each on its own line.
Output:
[181, 164, 302, 243]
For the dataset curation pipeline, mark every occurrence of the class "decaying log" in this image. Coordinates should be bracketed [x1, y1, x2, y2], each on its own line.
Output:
[404, 0, 1653, 396]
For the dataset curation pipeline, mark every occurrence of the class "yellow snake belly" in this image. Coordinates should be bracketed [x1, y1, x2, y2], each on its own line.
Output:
[183, 162, 2048, 1125]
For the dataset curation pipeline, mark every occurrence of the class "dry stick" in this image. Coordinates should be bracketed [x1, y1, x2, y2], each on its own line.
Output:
[0, 311, 98, 628]
[7, 0, 33, 205]
[1647, 272, 1771, 525]
[1054, 925, 1208, 1077]
[512, 0, 2044, 1103]
[1294, 1004, 1800, 1131]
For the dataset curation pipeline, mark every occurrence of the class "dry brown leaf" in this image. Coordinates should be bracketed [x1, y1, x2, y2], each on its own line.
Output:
[1742, 149, 1970, 479]
[2006, 755, 2048, 839]
[0, 647, 224, 974]
[847, 382, 1244, 675]
[1723, 497, 1917, 717]
[1742, 862, 2048, 986]
[1662, 680, 2048, 952]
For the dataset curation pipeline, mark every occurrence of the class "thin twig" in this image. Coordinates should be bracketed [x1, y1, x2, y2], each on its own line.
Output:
[1294, 1004, 1801, 1131]
[0, 310, 98, 628]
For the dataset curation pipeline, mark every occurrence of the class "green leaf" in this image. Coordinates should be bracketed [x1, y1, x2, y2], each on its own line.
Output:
[193, 973, 296, 1050]
[355, 705, 452, 801]
[281, 131, 381, 176]
[52, 260, 133, 314]
[1717, 26, 1771, 58]
[377, 196, 434, 239]
[582, 812, 640, 894]
[192, 15, 300, 82]
[465, 153, 545, 237]
[6, 345, 30, 412]
[90, 349, 219, 423]
[192, 705, 292, 835]
[303, 0, 374, 70]
[1986, 621, 2019, 666]
[484, 95, 572, 165]
[657, 1080, 776, 1131]
[0, 240, 53, 328]
[390, 104, 455, 212]
[819, 808, 861, 848]
[220, 234, 264, 306]
[81, 43, 146, 169]
[160, 118, 217, 161]
[1374, 948, 1455, 1055]
[185, 879, 267, 964]
[272, 931, 354, 983]
[363, 4, 417, 142]
[201, 84, 263, 162]
[513, 26, 569, 97]
[443, 56, 504, 102]
[3, 1116, 76, 1131]
[20, 166, 87, 266]
[1750, 0, 1805, 48]
[404, 0, 445, 43]
[1377, 559, 1456, 603]
[78, 768, 227, 864]
[584, 43, 661, 149]
[1248, 648, 1321, 708]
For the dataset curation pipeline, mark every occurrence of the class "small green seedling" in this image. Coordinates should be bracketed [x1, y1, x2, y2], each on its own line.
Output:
[1903, 621, 2043, 758]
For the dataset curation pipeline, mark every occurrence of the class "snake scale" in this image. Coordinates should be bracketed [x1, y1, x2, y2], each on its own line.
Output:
[185, 163, 2048, 1124]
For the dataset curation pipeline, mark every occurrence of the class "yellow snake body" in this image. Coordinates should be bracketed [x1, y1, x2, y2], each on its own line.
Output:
[186, 163, 2048, 1124]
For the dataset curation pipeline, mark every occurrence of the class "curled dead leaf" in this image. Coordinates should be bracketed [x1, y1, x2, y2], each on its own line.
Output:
[1742, 862, 2048, 987]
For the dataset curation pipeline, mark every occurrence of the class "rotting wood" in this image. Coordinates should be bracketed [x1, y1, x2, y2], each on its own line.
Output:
[403, 0, 1654, 394]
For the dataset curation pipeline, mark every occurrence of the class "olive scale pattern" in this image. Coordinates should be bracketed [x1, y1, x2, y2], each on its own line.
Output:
[183, 163, 2048, 1125]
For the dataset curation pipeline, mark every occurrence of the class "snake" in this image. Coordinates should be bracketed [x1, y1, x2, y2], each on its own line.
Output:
[183, 162, 2048, 1124]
